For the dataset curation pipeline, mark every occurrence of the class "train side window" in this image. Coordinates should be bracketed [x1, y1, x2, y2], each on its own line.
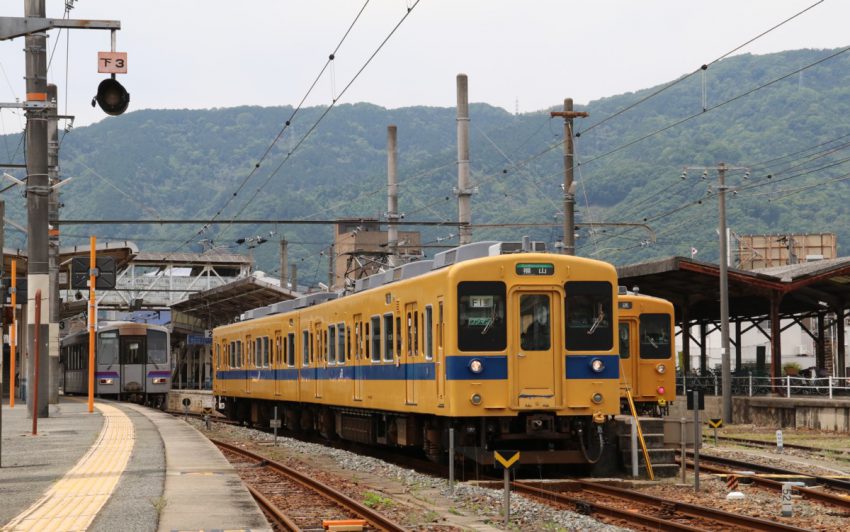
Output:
[287, 333, 295, 367]
[413, 311, 419, 357]
[337, 323, 346, 365]
[424, 305, 433, 360]
[229, 342, 234, 368]
[346, 326, 351, 361]
[406, 312, 413, 357]
[328, 325, 336, 365]
[264, 337, 271, 367]
[370, 316, 381, 362]
[302, 331, 310, 366]
[383, 313, 394, 362]
[147, 330, 168, 364]
[310, 332, 315, 364]
[214, 343, 220, 369]
[619, 323, 630, 359]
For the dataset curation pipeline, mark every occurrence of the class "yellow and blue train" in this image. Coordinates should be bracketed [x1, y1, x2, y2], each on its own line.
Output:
[617, 290, 675, 416]
[213, 241, 621, 465]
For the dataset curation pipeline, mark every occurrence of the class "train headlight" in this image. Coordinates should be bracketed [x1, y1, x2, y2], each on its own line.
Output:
[656, 363, 666, 374]
[589, 358, 605, 373]
[153, 378, 167, 384]
[469, 359, 484, 374]
[591, 392, 604, 404]
[99, 378, 113, 385]
[470, 393, 483, 405]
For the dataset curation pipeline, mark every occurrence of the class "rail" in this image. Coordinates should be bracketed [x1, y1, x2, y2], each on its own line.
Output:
[676, 372, 850, 398]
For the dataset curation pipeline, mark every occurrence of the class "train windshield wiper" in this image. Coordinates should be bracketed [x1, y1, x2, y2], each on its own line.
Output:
[587, 305, 605, 335]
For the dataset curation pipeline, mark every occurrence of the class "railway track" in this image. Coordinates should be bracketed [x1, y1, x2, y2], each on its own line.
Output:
[685, 451, 850, 512]
[500, 479, 808, 532]
[707, 434, 850, 459]
[211, 438, 407, 532]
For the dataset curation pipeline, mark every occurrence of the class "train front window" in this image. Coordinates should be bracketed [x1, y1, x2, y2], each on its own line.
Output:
[639, 314, 671, 359]
[98, 332, 119, 365]
[457, 281, 506, 352]
[618, 323, 630, 358]
[564, 281, 613, 351]
[120, 336, 146, 365]
[147, 330, 168, 364]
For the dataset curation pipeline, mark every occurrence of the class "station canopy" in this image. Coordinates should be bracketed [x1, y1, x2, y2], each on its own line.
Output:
[171, 275, 298, 327]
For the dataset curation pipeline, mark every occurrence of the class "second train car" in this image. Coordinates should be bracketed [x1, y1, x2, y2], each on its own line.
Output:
[214, 241, 621, 466]
[617, 289, 675, 416]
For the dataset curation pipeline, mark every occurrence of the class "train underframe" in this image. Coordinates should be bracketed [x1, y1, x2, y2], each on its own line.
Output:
[219, 396, 614, 466]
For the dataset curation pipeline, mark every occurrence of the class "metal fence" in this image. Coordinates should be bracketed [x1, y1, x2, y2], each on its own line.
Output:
[676, 372, 850, 398]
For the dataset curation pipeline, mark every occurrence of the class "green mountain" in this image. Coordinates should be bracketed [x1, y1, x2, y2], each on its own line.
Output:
[2, 47, 850, 285]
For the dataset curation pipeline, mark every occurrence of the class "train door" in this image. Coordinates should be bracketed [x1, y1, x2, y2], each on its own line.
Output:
[119, 334, 147, 399]
[436, 298, 445, 405]
[619, 319, 638, 396]
[274, 330, 283, 397]
[404, 303, 418, 405]
[353, 314, 364, 401]
[511, 290, 559, 409]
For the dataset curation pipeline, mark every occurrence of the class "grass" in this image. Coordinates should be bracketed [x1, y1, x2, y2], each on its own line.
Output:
[150, 496, 167, 516]
[363, 491, 395, 509]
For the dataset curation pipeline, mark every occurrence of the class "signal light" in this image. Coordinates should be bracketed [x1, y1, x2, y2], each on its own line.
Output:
[92, 77, 130, 116]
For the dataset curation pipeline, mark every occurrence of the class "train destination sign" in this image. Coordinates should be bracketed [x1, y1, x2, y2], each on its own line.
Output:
[515, 263, 554, 276]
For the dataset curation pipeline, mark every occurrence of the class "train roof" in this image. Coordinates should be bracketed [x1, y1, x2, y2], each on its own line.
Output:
[61, 321, 170, 341]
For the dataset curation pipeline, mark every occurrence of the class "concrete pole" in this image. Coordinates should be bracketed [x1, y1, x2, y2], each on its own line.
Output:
[25, 0, 51, 419]
[47, 83, 60, 405]
[387, 125, 399, 267]
[718, 163, 732, 424]
[290, 264, 297, 294]
[456, 74, 472, 246]
[550, 100, 588, 255]
[328, 244, 334, 290]
[279, 239, 288, 288]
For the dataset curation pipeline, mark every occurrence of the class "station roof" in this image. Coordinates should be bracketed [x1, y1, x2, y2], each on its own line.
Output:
[171, 275, 298, 326]
[616, 256, 850, 322]
[133, 251, 252, 265]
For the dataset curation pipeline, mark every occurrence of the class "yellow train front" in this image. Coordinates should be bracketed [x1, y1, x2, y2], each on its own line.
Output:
[213, 241, 620, 465]
[617, 290, 676, 416]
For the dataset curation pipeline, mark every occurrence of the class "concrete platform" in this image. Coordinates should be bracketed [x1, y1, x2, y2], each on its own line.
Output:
[0, 396, 270, 531]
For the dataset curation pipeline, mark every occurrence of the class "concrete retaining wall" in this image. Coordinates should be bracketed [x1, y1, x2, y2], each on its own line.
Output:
[167, 389, 214, 414]
[669, 395, 850, 432]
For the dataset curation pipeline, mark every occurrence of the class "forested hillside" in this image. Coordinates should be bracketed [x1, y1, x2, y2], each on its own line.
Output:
[2, 47, 849, 285]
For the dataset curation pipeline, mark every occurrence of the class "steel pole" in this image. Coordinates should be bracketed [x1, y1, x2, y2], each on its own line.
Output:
[387, 125, 399, 267]
[25, 0, 51, 419]
[47, 83, 59, 405]
[88, 236, 96, 413]
[718, 163, 732, 424]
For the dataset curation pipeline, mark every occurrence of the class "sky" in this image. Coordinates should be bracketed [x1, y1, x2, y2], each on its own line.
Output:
[0, 0, 848, 135]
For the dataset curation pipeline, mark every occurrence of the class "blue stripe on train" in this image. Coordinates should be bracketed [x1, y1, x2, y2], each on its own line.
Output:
[216, 354, 620, 381]
[565, 355, 619, 379]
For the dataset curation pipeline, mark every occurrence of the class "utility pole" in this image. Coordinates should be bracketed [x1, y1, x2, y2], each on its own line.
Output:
[387, 125, 399, 267]
[455, 74, 475, 246]
[47, 83, 60, 405]
[279, 239, 288, 289]
[682, 162, 748, 425]
[550, 99, 588, 255]
[24, 0, 50, 419]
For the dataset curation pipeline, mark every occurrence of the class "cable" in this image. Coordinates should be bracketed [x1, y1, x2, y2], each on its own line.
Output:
[578, 0, 825, 136]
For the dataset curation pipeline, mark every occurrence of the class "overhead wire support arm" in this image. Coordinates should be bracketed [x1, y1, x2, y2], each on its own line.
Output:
[0, 18, 120, 41]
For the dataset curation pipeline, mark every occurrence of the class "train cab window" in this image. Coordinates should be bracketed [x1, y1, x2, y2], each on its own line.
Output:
[328, 325, 336, 365]
[98, 331, 119, 365]
[337, 324, 346, 365]
[287, 333, 296, 367]
[564, 281, 613, 351]
[639, 314, 671, 359]
[619, 323, 631, 359]
[457, 281, 506, 352]
[120, 337, 146, 365]
[520, 294, 551, 351]
[370, 316, 381, 362]
[383, 313, 395, 362]
[424, 305, 434, 360]
[148, 330, 168, 364]
[302, 331, 310, 366]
